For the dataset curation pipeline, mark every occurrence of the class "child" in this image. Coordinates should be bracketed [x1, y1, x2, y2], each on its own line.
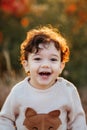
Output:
[0, 25, 87, 130]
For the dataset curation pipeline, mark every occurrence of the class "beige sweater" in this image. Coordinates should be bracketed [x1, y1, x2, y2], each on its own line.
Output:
[0, 77, 87, 130]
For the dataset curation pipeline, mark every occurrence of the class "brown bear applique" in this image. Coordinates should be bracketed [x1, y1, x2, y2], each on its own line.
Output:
[23, 107, 62, 130]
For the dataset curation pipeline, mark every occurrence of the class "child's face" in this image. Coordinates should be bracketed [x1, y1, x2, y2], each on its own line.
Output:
[23, 42, 65, 89]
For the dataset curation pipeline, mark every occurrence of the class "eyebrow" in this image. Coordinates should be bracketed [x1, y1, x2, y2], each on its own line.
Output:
[30, 50, 60, 58]
[51, 54, 59, 57]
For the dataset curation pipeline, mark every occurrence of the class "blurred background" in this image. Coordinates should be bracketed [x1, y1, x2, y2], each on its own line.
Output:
[0, 0, 87, 120]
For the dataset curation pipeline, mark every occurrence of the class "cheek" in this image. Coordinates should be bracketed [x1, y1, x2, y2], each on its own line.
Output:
[52, 64, 62, 75]
[29, 63, 38, 73]
[53, 63, 61, 70]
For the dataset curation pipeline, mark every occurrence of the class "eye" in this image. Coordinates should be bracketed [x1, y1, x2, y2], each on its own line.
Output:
[49, 126, 54, 130]
[32, 127, 38, 130]
[34, 58, 41, 61]
[50, 58, 58, 61]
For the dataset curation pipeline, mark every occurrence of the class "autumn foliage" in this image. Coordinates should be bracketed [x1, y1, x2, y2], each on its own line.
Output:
[0, 0, 30, 17]
[65, 1, 87, 27]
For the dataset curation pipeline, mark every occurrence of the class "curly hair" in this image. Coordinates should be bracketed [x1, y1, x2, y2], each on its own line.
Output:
[20, 25, 70, 64]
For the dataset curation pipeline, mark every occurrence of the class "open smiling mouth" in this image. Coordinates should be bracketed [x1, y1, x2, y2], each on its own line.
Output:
[39, 72, 51, 76]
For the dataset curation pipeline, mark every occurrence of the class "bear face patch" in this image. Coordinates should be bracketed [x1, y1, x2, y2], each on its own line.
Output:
[23, 107, 61, 130]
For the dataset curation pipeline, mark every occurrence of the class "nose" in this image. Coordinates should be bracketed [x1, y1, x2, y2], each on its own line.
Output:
[41, 60, 50, 68]
[41, 64, 49, 68]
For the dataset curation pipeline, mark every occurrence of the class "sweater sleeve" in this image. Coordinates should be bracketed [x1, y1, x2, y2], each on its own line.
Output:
[67, 87, 87, 130]
[0, 87, 18, 130]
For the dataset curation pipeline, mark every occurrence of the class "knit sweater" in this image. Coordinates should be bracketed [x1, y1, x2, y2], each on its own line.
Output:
[0, 77, 86, 130]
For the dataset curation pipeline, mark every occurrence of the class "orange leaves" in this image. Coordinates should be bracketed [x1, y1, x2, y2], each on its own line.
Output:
[65, 2, 87, 31]
[20, 17, 30, 27]
[0, 0, 30, 17]
[78, 11, 87, 24]
[65, 4, 77, 15]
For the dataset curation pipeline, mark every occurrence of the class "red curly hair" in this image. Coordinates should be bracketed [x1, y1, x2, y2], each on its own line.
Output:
[20, 25, 70, 65]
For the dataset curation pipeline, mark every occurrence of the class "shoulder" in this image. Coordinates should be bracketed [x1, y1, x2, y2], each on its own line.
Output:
[57, 77, 74, 86]
[10, 77, 29, 95]
[57, 77, 77, 93]
[56, 77, 80, 100]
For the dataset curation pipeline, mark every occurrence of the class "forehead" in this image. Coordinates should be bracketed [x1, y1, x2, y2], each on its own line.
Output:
[29, 43, 61, 59]
[36, 42, 60, 55]
[28, 42, 61, 58]
[38, 42, 57, 50]
[38, 42, 60, 55]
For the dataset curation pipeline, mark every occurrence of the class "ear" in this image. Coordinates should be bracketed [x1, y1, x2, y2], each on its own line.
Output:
[48, 110, 60, 118]
[59, 62, 65, 74]
[22, 60, 29, 73]
[25, 107, 37, 117]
